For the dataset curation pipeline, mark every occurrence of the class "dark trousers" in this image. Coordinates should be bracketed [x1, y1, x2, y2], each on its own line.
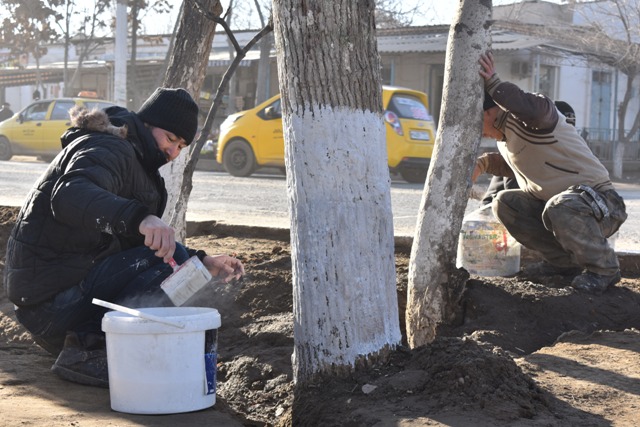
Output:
[481, 176, 519, 205]
[492, 188, 627, 276]
[15, 244, 190, 355]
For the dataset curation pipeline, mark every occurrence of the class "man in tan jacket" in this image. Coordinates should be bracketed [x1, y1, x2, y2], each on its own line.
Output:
[473, 52, 627, 294]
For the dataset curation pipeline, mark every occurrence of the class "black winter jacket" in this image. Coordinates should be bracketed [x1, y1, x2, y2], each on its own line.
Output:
[4, 106, 173, 306]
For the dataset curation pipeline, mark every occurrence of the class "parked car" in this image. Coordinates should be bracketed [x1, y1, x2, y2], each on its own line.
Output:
[0, 97, 116, 161]
[216, 86, 437, 183]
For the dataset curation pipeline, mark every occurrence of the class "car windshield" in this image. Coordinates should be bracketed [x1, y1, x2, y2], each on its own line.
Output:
[387, 94, 430, 121]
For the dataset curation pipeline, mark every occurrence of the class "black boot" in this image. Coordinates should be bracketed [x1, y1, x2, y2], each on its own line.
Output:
[571, 270, 621, 294]
[51, 332, 109, 388]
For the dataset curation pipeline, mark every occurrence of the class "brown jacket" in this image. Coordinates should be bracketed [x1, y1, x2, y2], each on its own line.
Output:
[480, 74, 613, 201]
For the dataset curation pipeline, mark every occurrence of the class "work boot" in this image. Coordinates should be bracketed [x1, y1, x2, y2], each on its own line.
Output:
[571, 271, 621, 295]
[51, 332, 109, 388]
[520, 261, 581, 277]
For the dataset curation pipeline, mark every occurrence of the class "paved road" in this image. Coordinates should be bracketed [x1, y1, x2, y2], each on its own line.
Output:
[1, 158, 639, 253]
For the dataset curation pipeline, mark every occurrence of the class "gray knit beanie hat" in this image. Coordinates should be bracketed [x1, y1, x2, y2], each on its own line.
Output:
[137, 87, 199, 144]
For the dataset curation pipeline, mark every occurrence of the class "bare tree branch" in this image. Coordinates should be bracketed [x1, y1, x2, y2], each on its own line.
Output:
[183, 0, 273, 172]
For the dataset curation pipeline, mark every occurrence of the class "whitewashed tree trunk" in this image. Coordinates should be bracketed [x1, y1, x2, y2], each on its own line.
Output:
[406, 0, 492, 348]
[612, 142, 624, 179]
[273, 0, 401, 384]
[160, 0, 221, 242]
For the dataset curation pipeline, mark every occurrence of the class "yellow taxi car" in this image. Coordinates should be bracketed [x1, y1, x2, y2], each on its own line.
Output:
[216, 86, 437, 183]
[0, 97, 116, 161]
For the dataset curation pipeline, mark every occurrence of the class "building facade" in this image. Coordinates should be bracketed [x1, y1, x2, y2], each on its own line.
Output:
[1, 3, 639, 167]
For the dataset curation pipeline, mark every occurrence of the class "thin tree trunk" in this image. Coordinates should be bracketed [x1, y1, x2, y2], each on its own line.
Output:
[252, 0, 271, 105]
[406, 0, 492, 348]
[613, 142, 624, 178]
[254, 33, 272, 105]
[225, 1, 237, 114]
[273, 0, 401, 385]
[160, 0, 221, 242]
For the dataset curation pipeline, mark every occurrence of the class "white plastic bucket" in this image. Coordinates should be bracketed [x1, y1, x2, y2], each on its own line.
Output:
[101, 307, 221, 415]
[457, 204, 521, 277]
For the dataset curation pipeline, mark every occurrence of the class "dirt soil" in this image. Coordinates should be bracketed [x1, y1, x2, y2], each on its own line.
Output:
[1, 205, 640, 426]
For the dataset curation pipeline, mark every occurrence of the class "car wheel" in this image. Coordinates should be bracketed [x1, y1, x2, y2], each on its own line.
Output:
[0, 136, 12, 161]
[222, 139, 256, 177]
[399, 166, 427, 184]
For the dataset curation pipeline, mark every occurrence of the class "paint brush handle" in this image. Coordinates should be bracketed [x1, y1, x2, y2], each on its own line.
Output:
[92, 298, 185, 329]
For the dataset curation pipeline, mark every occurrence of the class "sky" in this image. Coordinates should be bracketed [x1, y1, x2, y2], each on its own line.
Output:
[141, 0, 568, 34]
[0, 0, 570, 36]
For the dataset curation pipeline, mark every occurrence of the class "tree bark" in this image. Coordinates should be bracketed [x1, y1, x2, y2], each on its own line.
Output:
[254, 33, 272, 105]
[225, 0, 237, 114]
[272, 0, 401, 385]
[406, 0, 492, 348]
[159, 0, 221, 242]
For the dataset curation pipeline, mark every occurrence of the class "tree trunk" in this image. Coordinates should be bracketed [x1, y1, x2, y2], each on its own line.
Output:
[254, 33, 273, 105]
[613, 142, 624, 178]
[253, 0, 271, 105]
[405, 0, 492, 348]
[272, 0, 401, 385]
[159, 0, 221, 242]
[225, 0, 237, 114]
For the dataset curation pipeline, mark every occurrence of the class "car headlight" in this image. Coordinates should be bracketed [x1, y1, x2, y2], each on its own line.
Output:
[219, 114, 243, 135]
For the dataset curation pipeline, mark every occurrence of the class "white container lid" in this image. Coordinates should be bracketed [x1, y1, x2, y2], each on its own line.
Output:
[102, 306, 221, 334]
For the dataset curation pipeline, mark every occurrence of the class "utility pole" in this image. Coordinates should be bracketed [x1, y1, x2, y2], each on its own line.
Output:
[114, 0, 128, 106]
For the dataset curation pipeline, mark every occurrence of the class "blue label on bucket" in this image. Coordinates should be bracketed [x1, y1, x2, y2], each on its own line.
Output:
[205, 352, 217, 395]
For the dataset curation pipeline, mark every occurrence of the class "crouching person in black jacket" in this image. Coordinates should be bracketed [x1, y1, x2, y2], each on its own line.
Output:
[3, 87, 244, 387]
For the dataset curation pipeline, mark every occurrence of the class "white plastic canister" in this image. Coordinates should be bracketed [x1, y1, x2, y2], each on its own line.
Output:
[456, 204, 521, 277]
[101, 306, 221, 415]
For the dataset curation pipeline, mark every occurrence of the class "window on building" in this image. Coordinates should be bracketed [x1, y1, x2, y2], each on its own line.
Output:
[538, 65, 557, 98]
[590, 70, 613, 141]
[381, 59, 394, 85]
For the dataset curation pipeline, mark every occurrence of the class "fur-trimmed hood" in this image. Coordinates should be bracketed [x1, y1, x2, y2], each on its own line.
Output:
[60, 105, 169, 172]
[69, 105, 128, 138]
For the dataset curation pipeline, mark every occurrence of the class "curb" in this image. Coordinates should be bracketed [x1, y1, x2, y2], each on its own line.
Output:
[187, 220, 640, 276]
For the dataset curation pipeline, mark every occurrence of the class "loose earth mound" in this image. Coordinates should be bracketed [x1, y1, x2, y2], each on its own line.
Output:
[1, 206, 639, 426]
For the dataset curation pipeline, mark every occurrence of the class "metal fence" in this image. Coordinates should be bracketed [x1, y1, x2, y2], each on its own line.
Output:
[581, 128, 640, 162]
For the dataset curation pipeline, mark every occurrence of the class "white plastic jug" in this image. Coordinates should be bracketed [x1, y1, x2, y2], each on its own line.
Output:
[456, 204, 521, 277]
[102, 306, 221, 415]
